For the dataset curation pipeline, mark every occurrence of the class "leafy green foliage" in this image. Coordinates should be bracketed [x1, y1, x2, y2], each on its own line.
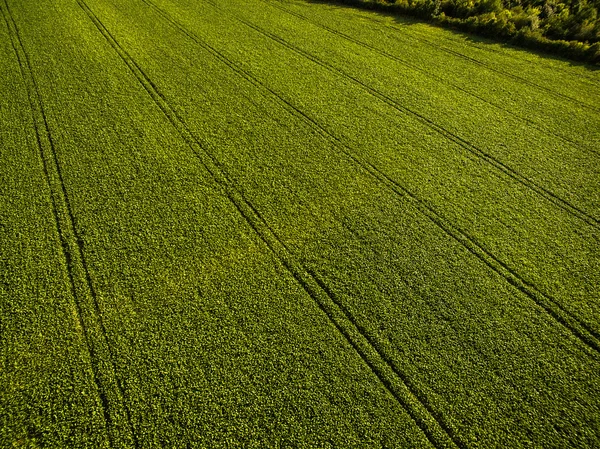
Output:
[327, 0, 600, 62]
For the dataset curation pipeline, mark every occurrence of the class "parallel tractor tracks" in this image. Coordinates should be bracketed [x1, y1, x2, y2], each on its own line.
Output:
[0, 1, 138, 447]
[215, 1, 600, 230]
[84, 6, 600, 447]
[188, 0, 600, 355]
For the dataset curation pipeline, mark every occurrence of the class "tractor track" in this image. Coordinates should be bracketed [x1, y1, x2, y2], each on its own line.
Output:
[1, 1, 138, 447]
[215, 5, 600, 230]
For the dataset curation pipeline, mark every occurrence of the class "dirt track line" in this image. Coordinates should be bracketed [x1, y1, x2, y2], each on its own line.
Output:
[154, 0, 600, 358]
[230, 12, 600, 230]
[266, 0, 598, 155]
[78, 1, 463, 447]
[0, 1, 137, 447]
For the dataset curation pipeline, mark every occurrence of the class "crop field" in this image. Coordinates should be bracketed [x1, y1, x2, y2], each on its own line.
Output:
[1, 0, 599, 447]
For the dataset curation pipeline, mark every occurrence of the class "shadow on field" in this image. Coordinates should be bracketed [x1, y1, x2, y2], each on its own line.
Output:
[300, 0, 600, 72]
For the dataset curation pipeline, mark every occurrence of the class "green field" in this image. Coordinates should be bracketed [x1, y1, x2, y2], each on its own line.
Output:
[1, 0, 599, 447]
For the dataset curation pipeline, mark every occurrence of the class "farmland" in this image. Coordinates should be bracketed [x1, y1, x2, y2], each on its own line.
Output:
[1, 0, 599, 446]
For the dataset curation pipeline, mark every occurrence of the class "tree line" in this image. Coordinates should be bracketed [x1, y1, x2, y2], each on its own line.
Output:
[326, 0, 600, 63]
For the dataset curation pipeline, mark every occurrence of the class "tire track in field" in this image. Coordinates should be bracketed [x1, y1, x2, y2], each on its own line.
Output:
[217, 8, 600, 230]
[138, 0, 600, 358]
[263, 0, 598, 156]
[77, 1, 462, 447]
[272, 83, 600, 359]
[0, 2, 137, 447]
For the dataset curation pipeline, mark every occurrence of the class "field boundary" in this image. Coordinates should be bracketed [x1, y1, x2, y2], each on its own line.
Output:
[264, 0, 598, 155]
[143, 0, 600, 358]
[0, 1, 137, 447]
[394, 16, 600, 83]
[76, 0, 465, 446]
[283, 0, 600, 74]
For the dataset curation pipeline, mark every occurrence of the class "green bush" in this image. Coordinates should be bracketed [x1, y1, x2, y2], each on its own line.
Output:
[327, 0, 600, 63]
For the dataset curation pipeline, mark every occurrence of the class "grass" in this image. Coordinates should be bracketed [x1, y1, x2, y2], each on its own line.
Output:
[1, 0, 599, 447]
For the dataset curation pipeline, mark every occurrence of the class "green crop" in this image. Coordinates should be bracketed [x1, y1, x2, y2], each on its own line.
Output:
[1, 0, 599, 447]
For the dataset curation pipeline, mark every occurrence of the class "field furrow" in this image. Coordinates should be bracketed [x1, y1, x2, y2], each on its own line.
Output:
[1, 3, 139, 446]
[221, 9, 598, 231]
[2, 0, 450, 446]
[195, 5, 600, 351]
[87, 0, 600, 363]
[74, 2, 458, 444]
[148, 0, 600, 356]
[212, 0, 600, 218]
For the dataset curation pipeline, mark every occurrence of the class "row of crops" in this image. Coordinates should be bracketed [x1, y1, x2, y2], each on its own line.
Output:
[1, 0, 599, 446]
